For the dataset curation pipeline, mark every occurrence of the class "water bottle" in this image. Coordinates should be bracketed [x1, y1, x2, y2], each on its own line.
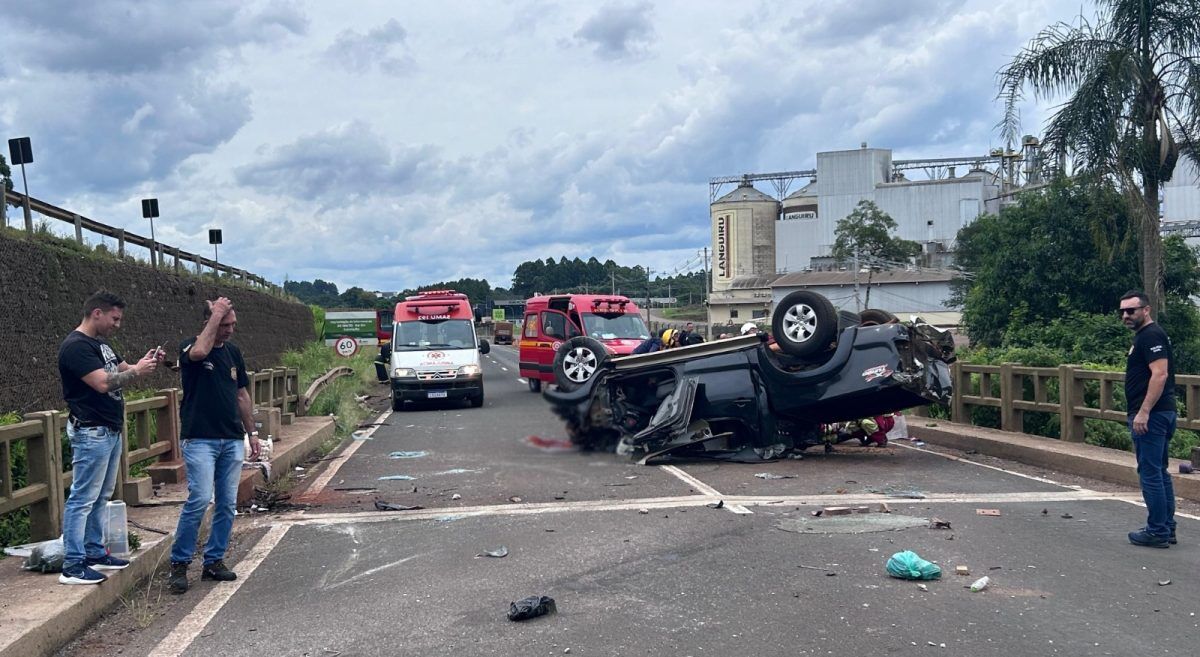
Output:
[969, 576, 990, 592]
[103, 500, 130, 558]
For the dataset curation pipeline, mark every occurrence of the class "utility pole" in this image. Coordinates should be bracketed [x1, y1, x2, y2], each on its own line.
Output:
[610, 269, 616, 294]
[852, 246, 862, 313]
[701, 247, 710, 302]
[645, 268, 653, 323]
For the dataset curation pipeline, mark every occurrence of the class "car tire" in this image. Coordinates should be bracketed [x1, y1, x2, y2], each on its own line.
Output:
[470, 392, 484, 408]
[772, 290, 838, 357]
[552, 336, 609, 392]
[859, 308, 899, 326]
[391, 391, 404, 412]
[528, 378, 542, 393]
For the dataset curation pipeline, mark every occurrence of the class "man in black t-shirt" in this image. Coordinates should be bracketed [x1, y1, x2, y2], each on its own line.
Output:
[168, 297, 260, 594]
[1119, 290, 1177, 548]
[57, 291, 161, 585]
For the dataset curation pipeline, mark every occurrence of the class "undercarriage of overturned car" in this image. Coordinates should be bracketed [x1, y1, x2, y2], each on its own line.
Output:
[542, 291, 956, 464]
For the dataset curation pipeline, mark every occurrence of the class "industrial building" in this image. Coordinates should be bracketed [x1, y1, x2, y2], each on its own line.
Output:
[707, 142, 1033, 322]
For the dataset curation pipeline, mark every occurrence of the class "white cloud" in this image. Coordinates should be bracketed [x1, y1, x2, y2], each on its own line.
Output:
[0, 0, 1089, 292]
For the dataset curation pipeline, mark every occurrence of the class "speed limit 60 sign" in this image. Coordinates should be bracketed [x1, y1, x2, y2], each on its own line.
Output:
[333, 336, 359, 358]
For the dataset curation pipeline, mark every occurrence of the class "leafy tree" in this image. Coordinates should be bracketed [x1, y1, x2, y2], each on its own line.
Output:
[952, 176, 1200, 356]
[0, 153, 11, 192]
[998, 0, 1200, 312]
[831, 200, 921, 306]
[338, 286, 379, 308]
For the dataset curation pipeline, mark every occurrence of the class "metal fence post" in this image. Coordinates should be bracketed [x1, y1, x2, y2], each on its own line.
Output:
[73, 213, 83, 244]
[26, 411, 65, 540]
[1059, 364, 1085, 442]
[116, 227, 126, 258]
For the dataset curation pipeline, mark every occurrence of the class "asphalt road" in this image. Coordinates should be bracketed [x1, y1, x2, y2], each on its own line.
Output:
[71, 344, 1200, 657]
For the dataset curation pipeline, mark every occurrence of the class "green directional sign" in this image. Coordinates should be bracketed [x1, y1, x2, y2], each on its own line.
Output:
[492, 309, 506, 321]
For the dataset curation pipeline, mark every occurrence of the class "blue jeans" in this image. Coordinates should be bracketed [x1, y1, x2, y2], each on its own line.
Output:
[1129, 411, 1177, 538]
[171, 438, 244, 565]
[62, 423, 123, 567]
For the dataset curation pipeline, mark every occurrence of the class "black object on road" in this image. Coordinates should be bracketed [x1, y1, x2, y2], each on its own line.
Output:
[508, 595, 557, 621]
[374, 500, 423, 511]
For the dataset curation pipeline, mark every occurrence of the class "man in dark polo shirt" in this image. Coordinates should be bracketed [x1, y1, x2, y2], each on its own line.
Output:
[168, 296, 260, 594]
[1119, 290, 1178, 548]
[57, 291, 161, 585]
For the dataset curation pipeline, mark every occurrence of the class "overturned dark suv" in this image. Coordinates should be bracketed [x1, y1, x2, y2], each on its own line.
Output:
[543, 291, 955, 463]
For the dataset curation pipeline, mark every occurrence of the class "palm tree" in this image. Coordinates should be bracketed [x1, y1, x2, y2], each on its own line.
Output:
[998, 0, 1200, 312]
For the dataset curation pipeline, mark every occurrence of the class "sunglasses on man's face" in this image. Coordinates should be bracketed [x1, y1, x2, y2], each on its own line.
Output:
[1118, 306, 1145, 316]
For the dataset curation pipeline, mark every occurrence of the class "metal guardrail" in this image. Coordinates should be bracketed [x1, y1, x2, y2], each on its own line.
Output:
[0, 369, 299, 542]
[1, 187, 282, 295]
[949, 362, 1200, 441]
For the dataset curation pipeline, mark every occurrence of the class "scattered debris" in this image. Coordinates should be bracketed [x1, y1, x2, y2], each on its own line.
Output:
[1042, 509, 1048, 515]
[755, 472, 795, 480]
[435, 469, 481, 475]
[976, 509, 1001, 516]
[507, 595, 557, 621]
[374, 500, 423, 511]
[969, 576, 990, 592]
[379, 475, 416, 481]
[797, 564, 832, 572]
[523, 435, 576, 452]
[706, 500, 725, 509]
[1158, 579, 1172, 586]
[917, 584, 928, 592]
[508, 496, 523, 503]
[821, 507, 854, 516]
[929, 518, 952, 530]
[955, 566, 970, 576]
[389, 451, 428, 459]
[435, 515, 464, 523]
[451, 493, 462, 500]
[879, 503, 892, 514]
[638, 508, 650, 514]
[1061, 513, 1073, 519]
[334, 487, 378, 493]
[351, 430, 373, 441]
[624, 475, 638, 480]
[477, 546, 509, 558]
[886, 550, 942, 580]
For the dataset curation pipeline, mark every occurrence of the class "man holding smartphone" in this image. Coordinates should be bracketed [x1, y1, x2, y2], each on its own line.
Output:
[57, 291, 162, 585]
[168, 296, 260, 594]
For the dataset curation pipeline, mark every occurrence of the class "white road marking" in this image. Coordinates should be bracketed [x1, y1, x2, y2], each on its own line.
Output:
[659, 465, 752, 514]
[501, 367, 508, 371]
[517, 378, 527, 384]
[301, 409, 392, 498]
[323, 554, 422, 591]
[272, 489, 1139, 529]
[895, 442, 1071, 486]
[148, 523, 291, 657]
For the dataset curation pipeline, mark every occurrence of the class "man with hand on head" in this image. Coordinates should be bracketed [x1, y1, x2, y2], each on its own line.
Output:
[169, 296, 260, 594]
[58, 291, 162, 585]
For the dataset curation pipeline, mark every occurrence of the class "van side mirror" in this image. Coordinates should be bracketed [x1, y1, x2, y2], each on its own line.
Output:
[478, 339, 491, 354]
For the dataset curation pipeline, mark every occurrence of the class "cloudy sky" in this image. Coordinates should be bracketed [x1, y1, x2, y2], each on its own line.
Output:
[0, 0, 1086, 293]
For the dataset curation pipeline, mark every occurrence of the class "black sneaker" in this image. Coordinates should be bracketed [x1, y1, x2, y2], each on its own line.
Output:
[86, 554, 130, 571]
[1169, 530, 1178, 545]
[1129, 529, 1170, 548]
[168, 562, 189, 594]
[201, 560, 237, 582]
[59, 564, 106, 585]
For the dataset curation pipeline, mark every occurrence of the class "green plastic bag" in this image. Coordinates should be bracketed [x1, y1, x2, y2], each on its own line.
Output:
[886, 550, 941, 580]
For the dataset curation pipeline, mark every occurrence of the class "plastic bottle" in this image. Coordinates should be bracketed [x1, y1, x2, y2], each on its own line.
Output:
[969, 576, 989, 592]
[103, 500, 130, 558]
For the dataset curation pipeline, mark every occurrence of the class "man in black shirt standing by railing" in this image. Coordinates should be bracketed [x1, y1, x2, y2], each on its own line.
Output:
[1119, 290, 1178, 548]
[57, 291, 161, 584]
[168, 296, 260, 594]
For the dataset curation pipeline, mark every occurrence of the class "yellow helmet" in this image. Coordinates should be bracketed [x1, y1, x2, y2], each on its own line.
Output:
[661, 329, 674, 343]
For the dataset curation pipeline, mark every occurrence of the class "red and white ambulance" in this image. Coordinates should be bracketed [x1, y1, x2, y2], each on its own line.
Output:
[518, 294, 649, 392]
[388, 290, 489, 410]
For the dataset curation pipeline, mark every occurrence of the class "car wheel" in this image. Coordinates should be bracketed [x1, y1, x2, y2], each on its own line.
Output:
[772, 290, 837, 357]
[391, 391, 404, 412]
[528, 378, 542, 393]
[553, 336, 609, 391]
[470, 392, 484, 408]
[859, 308, 899, 326]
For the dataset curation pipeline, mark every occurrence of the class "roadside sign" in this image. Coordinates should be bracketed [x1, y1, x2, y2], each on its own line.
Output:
[492, 309, 506, 321]
[333, 336, 359, 358]
[323, 311, 379, 346]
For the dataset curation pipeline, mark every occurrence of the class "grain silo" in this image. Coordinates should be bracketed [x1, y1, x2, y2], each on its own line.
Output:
[710, 179, 779, 292]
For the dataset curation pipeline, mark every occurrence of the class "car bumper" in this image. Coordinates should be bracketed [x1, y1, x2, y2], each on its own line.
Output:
[391, 378, 483, 401]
